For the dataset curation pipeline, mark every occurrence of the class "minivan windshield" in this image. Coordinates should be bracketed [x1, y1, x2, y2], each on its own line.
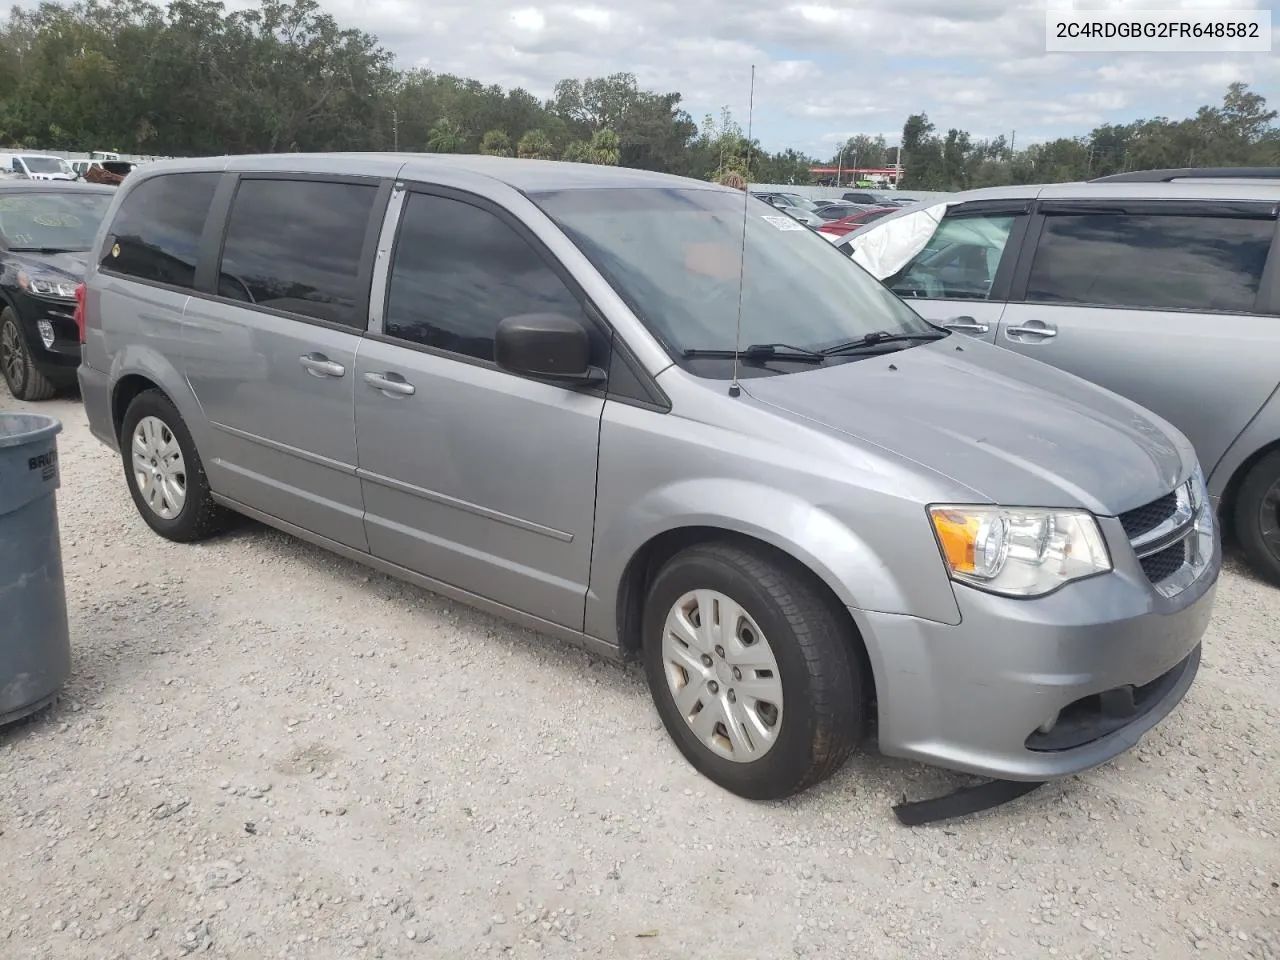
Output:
[21, 156, 72, 175]
[532, 187, 935, 372]
[0, 191, 113, 251]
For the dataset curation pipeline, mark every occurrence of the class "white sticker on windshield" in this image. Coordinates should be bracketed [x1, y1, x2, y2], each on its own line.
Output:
[761, 214, 806, 231]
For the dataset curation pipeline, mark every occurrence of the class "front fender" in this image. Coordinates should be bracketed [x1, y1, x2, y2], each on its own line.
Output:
[584, 476, 962, 645]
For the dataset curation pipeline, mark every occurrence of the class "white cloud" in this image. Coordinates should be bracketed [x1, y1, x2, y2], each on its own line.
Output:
[9, 0, 1279, 157]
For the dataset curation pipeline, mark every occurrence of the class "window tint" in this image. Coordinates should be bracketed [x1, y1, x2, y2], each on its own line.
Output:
[888, 213, 1019, 300]
[100, 172, 219, 290]
[384, 192, 586, 362]
[1025, 213, 1273, 312]
[218, 178, 378, 327]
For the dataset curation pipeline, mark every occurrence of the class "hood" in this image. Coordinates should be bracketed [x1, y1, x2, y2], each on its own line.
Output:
[741, 337, 1192, 516]
[7, 250, 89, 281]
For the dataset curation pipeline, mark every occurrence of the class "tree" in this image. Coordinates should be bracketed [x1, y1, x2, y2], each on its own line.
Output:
[517, 128, 557, 160]
[426, 117, 464, 152]
[479, 128, 512, 156]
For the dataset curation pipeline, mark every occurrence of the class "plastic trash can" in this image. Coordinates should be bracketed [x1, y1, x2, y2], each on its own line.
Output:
[0, 412, 71, 727]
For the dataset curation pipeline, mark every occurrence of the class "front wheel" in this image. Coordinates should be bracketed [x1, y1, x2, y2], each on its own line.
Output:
[1234, 450, 1280, 587]
[642, 541, 866, 800]
[0, 308, 58, 401]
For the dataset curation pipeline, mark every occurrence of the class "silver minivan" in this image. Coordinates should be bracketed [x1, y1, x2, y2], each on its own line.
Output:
[77, 154, 1220, 802]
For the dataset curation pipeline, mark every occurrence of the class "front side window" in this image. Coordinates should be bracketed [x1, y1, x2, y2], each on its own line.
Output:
[0, 191, 112, 251]
[100, 172, 220, 290]
[384, 192, 588, 362]
[887, 213, 1019, 301]
[22, 156, 71, 176]
[217, 178, 378, 327]
[1025, 212, 1273, 313]
[532, 186, 933, 375]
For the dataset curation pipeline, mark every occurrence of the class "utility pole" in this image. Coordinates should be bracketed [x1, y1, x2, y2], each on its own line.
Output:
[392, 110, 400, 152]
[836, 145, 844, 187]
[1009, 130, 1016, 158]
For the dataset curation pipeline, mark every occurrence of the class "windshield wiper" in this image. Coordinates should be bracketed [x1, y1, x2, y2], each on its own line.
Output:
[683, 343, 827, 364]
[820, 329, 949, 356]
[8, 246, 81, 254]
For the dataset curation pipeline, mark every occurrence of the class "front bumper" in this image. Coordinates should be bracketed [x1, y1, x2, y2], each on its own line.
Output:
[10, 294, 81, 379]
[856, 547, 1219, 781]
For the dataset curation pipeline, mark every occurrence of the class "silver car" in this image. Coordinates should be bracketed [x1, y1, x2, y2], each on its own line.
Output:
[840, 168, 1280, 587]
[76, 154, 1220, 801]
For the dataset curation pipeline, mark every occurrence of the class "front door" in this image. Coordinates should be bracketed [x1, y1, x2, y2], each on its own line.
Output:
[879, 199, 1034, 344]
[354, 187, 608, 630]
[182, 174, 386, 550]
[996, 199, 1280, 475]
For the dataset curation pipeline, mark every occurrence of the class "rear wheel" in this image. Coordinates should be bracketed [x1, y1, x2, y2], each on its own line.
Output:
[642, 541, 865, 800]
[0, 308, 58, 401]
[120, 389, 232, 542]
[1234, 450, 1280, 587]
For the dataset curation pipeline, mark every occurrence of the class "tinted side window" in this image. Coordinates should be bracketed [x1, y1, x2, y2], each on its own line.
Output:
[887, 213, 1020, 300]
[384, 192, 587, 362]
[100, 172, 220, 290]
[1025, 213, 1273, 313]
[218, 178, 378, 328]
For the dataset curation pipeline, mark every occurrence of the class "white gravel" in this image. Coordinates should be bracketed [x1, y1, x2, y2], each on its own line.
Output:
[2, 395, 1278, 960]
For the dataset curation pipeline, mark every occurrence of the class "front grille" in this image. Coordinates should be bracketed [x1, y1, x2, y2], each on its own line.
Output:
[1120, 476, 1209, 597]
[1119, 491, 1177, 540]
[1140, 542, 1185, 583]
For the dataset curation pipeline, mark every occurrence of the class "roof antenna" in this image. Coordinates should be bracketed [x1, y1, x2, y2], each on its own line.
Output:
[728, 63, 756, 399]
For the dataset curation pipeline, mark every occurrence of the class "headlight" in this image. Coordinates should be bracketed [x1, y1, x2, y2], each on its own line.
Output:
[928, 505, 1112, 597]
[19, 272, 78, 299]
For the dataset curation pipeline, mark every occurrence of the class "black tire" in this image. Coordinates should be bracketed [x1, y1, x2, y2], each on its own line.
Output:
[120, 389, 232, 542]
[1233, 450, 1280, 587]
[0, 308, 58, 401]
[642, 541, 865, 800]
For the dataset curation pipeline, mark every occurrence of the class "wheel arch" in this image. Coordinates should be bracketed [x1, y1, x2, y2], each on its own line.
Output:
[105, 346, 207, 448]
[1209, 390, 1280, 544]
[611, 525, 878, 720]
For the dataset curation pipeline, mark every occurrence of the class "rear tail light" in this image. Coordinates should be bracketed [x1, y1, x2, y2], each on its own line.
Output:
[73, 282, 87, 343]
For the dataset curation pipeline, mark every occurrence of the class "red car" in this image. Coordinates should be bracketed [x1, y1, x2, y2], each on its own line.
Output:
[817, 206, 898, 236]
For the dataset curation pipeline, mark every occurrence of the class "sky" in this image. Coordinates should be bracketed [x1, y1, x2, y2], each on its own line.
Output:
[18, 0, 1280, 157]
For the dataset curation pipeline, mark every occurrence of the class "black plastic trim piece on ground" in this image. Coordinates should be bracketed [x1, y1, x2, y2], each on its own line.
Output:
[892, 778, 1047, 826]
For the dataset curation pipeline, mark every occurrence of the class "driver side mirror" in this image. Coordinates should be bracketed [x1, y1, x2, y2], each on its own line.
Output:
[494, 313, 605, 386]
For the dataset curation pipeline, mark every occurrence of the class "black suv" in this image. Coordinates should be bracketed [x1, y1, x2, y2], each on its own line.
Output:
[0, 180, 115, 400]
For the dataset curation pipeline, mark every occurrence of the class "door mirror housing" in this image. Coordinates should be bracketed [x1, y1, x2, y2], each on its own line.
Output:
[494, 313, 604, 386]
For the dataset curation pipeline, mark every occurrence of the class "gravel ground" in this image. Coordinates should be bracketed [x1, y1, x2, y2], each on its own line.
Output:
[1, 394, 1278, 960]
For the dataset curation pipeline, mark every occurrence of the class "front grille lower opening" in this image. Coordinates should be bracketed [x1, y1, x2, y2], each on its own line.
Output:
[1140, 542, 1186, 583]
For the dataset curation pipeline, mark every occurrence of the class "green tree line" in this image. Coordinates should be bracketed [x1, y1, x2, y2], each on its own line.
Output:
[827, 82, 1279, 191]
[0, 0, 813, 182]
[3, 0, 1278, 188]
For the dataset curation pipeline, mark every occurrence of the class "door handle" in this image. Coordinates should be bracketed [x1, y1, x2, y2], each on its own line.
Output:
[940, 316, 990, 334]
[363, 371, 416, 397]
[1005, 322, 1058, 340]
[299, 353, 345, 377]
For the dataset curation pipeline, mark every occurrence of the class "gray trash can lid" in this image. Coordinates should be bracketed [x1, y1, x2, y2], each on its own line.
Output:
[0, 412, 63, 448]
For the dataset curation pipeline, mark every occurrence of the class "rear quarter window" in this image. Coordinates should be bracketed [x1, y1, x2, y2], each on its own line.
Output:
[100, 172, 221, 291]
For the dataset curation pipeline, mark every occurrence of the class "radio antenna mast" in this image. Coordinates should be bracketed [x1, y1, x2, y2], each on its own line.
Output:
[728, 64, 756, 399]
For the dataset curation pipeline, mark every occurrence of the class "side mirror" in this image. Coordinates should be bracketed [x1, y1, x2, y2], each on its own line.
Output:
[494, 313, 604, 386]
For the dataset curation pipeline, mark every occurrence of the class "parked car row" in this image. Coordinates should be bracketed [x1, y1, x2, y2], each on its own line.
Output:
[37, 153, 1221, 808]
[837, 167, 1280, 587]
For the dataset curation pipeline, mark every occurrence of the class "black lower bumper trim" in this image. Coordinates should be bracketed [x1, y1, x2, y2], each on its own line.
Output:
[893, 778, 1046, 826]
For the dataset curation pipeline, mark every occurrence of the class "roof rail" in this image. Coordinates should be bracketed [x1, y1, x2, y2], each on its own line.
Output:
[1089, 166, 1280, 183]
